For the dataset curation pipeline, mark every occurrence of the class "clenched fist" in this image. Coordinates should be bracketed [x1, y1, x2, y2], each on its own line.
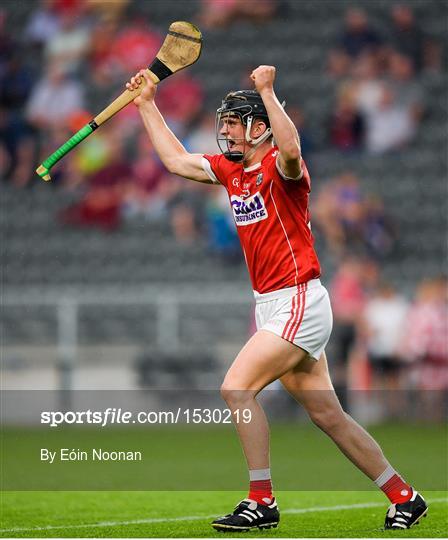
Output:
[250, 65, 276, 95]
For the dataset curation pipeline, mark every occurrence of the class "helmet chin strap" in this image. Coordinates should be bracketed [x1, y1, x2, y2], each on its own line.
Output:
[241, 116, 272, 162]
[245, 116, 272, 145]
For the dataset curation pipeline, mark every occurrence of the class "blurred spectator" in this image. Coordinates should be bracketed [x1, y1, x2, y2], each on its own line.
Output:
[388, 5, 424, 69]
[403, 277, 448, 390]
[84, 0, 130, 23]
[0, 127, 34, 187]
[331, 258, 367, 329]
[363, 195, 395, 259]
[234, 0, 277, 24]
[52, 0, 85, 16]
[197, 0, 277, 29]
[349, 52, 383, 117]
[0, 10, 14, 77]
[167, 180, 207, 246]
[329, 87, 365, 152]
[157, 72, 205, 136]
[59, 130, 133, 231]
[326, 49, 352, 79]
[205, 188, 240, 262]
[24, 0, 61, 50]
[327, 8, 382, 78]
[0, 132, 34, 187]
[0, 53, 35, 185]
[387, 51, 424, 124]
[362, 84, 418, 154]
[361, 258, 380, 296]
[86, 19, 119, 83]
[0, 54, 34, 111]
[339, 8, 382, 59]
[313, 172, 365, 257]
[121, 132, 165, 221]
[361, 283, 409, 389]
[26, 62, 85, 131]
[170, 203, 198, 245]
[197, 0, 239, 28]
[184, 112, 217, 155]
[421, 38, 443, 74]
[347, 52, 423, 154]
[0, 142, 9, 179]
[313, 172, 395, 260]
[387, 4, 442, 73]
[329, 257, 368, 405]
[131, 133, 164, 193]
[128, 174, 181, 223]
[84, 19, 128, 126]
[108, 15, 161, 76]
[402, 277, 448, 421]
[44, 8, 90, 75]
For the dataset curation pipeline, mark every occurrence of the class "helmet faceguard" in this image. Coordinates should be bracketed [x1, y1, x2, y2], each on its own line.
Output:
[216, 90, 272, 163]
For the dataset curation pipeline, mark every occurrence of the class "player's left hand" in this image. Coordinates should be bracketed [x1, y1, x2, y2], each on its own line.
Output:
[250, 65, 276, 94]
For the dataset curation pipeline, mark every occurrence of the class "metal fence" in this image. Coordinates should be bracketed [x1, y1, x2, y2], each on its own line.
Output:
[1, 284, 254, 390]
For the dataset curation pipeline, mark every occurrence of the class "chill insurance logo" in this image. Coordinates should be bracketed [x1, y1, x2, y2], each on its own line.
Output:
[230, 192, 268, 226]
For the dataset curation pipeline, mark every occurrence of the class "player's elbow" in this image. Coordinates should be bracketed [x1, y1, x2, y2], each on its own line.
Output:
[281, 142, 301, 162]
[165, 161, 178, 175]
[165, 155, 185, 175]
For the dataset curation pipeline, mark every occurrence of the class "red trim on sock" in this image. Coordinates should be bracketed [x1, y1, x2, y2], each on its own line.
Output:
[381, 474, 412, 504]
[249, 479, 273, 505]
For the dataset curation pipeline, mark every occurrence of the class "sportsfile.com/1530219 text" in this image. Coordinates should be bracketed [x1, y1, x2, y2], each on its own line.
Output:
[40, 408, 252, 427]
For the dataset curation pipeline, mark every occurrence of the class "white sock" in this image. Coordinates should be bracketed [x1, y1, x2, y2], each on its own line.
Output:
[249, 468, 271, 481]
[374, 464, 398, 488]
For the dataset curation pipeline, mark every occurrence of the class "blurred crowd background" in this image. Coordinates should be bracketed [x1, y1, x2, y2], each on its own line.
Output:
[1, 0, 447, 420]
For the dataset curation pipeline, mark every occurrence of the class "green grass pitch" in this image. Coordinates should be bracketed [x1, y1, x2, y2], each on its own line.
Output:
[1, 423, 446, 537]
[1, 490, 447, 537]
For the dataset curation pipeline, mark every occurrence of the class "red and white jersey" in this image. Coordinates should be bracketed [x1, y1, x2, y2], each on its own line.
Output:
[202, 147, 321, 294]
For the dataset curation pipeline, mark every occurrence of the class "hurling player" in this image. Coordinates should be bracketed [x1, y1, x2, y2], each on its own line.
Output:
[126, 65, 427, 532]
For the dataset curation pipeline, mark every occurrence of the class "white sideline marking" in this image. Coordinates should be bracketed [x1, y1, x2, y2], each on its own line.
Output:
[1, 498, 446, 533]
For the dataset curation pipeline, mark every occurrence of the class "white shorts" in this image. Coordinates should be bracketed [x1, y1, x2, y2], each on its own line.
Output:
[254, 279, 333, 361]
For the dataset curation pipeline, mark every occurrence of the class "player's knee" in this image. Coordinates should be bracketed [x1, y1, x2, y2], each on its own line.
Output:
[220, 384, 231, 404]
[220, 383, 255, 407]
[309, 406, 346, 433]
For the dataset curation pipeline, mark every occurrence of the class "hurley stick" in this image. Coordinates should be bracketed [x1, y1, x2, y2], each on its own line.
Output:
[36, 21, 202, 181]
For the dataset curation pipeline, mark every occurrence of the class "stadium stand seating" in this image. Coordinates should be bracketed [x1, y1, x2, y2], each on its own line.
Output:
[2, 0, 446, 354]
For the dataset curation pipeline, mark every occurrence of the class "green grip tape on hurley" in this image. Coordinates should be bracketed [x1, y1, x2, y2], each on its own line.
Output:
[36, 123, 94, 181]
[43, 123, 93, 169]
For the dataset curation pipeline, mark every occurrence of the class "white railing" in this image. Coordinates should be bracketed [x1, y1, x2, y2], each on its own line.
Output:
[2, 284, 254, 387]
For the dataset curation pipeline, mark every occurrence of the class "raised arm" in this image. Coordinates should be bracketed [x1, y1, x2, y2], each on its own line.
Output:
[127, 70, 211, 183]
[250, 66, 302, 180]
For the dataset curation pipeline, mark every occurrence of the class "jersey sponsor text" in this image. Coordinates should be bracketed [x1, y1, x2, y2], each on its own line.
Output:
[231, 192, 268, 226]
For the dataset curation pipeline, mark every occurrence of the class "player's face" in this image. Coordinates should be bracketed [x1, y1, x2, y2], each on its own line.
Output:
[219, 114, 245, 152]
